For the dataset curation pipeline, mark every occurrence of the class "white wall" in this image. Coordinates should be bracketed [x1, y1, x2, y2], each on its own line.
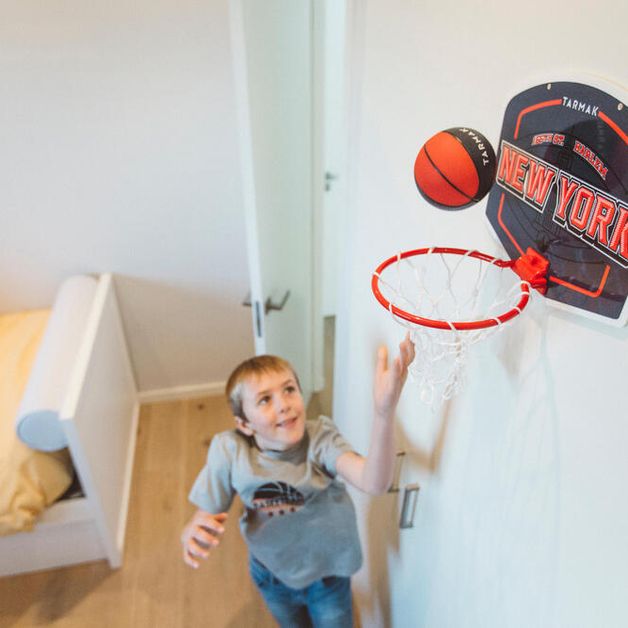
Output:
[0, 1, 253, 392]
[335, 1, 628, 627]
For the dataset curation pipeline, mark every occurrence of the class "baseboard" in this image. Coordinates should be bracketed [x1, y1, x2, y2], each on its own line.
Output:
[138, 381, 226, 404]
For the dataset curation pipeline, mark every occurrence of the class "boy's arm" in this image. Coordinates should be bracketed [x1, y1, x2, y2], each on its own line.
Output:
[336, 334, 415, 495]
[181, 508, 228, 569]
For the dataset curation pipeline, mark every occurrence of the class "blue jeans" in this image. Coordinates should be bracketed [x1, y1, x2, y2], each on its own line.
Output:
[249, 556, 353, 627]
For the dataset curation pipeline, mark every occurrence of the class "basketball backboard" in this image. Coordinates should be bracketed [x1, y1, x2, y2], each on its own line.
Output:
[485, 80, 628, 326]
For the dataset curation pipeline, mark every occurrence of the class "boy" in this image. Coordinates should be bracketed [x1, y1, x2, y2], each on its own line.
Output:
[181, 335, 415, 627]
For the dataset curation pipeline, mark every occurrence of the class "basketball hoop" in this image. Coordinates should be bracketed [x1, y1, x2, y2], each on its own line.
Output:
[372, 247, 548, 405]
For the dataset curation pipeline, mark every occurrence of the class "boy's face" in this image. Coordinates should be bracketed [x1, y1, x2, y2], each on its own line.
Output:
[236, 368, 306, 451]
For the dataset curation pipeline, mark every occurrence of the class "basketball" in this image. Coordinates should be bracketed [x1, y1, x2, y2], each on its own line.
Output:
[414, 127, 497, 210]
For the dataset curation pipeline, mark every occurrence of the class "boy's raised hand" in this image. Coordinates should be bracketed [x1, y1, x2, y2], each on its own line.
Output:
[373, 333, 415, 420]
[181, 509, 228, 569]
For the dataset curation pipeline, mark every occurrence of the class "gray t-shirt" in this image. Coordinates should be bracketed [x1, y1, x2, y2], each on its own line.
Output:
[188, 415, 363, 589]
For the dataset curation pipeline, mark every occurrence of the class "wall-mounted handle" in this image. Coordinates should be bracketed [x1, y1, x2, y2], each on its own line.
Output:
[242, 291, 291, 315]
[388, 451, 406, 493]
[399, 483, 420, 529]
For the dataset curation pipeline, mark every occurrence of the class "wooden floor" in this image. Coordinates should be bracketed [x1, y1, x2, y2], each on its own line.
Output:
[0, 396, 277, 628]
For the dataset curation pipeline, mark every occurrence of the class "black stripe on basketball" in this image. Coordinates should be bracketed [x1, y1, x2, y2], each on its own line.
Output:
[423, 144, 474, 203]
[444, 127, 497, 201]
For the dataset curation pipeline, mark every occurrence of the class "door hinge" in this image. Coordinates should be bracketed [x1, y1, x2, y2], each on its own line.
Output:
[325, 171, 338, 191]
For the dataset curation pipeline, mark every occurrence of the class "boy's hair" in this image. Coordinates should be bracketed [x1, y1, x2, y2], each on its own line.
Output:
[225, 355, 301, 421]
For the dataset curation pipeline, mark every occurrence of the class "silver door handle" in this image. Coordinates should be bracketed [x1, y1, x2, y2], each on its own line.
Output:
[242, 291, 290, 315]
[399, 483, 420, 529]
[265, 290, 290, 314]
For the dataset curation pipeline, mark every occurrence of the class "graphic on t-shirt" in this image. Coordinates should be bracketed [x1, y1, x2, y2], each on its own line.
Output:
[251, 481, 305, 517]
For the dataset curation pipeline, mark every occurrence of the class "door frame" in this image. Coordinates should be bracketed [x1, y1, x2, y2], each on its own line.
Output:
[229, 0, 351, 394]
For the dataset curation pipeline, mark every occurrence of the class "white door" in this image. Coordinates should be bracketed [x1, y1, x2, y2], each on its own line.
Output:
[320, 0, 347, 317]
[230, 0, 314, 398]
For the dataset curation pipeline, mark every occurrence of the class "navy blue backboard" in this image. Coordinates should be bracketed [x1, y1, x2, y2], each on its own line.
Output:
[486, 81, 627, 325]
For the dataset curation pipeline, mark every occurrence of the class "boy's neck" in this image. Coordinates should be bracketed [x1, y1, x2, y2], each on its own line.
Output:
[252, 431, 308, 455]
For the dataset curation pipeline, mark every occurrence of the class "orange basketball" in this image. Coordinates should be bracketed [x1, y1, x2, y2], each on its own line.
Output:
[414, 127, 497, 210]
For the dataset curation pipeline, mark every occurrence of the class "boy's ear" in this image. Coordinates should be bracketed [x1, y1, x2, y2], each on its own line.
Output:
[234, 416, 254, 436]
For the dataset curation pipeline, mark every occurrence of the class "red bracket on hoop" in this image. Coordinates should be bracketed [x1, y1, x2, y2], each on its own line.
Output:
[512, 248, 550, 294]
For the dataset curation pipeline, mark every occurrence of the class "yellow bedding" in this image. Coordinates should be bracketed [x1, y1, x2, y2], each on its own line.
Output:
[0, 309, 73, 535]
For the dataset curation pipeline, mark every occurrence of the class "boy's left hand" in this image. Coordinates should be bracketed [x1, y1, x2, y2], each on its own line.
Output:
[373, 333, 415, 420]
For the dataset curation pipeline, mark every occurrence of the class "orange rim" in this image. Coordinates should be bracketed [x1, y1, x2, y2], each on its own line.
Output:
[371, 247, 531, 331]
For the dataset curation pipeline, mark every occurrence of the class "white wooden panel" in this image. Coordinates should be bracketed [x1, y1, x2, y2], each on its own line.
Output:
[61, 274, 139, 568]
[0, 498, 105, 577]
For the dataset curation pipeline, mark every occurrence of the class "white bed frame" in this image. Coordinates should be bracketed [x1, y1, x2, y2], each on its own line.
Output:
[0, 274, 139, 577]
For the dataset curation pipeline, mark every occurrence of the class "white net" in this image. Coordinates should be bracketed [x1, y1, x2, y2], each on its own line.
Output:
[373, 248, 530, 406]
